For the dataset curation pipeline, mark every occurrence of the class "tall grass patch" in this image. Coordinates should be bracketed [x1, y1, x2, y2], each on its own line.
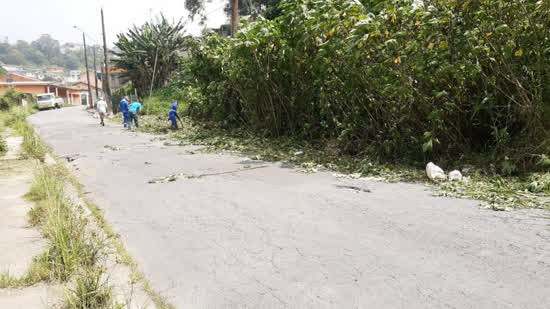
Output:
[25, 165, 103, 281]
[0, 135, 6, 156]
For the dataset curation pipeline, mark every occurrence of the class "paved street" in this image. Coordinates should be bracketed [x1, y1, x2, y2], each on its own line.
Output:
[29, 106, 550, 308]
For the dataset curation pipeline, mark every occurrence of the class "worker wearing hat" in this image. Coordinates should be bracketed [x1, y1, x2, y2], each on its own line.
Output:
[169, 101, 181, 129]
[119, 96, 129, 127]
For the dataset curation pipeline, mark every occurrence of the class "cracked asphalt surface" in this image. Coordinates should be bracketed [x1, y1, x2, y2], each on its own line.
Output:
[29, 107, 550, 308]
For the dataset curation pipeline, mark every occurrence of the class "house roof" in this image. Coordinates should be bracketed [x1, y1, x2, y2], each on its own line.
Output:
[51, 83, 82, 91]
[108, 67, 125, 74]
[0, 73, 41, 82]
[0, 73, 50, 86]
[0, 81, 51, 86]
[70, 81, 102, 91]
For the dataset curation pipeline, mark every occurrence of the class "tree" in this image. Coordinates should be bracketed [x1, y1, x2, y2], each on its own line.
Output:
[1, 49, 28, 66]
[112, 15, 186, 97]
[0, 65, 7, 76]
[31, 34, 61, 60]
[224, 0, 283, 19]
[185, 0, 283, 22]
[17, 40, 47, 65]
[0, 35, 90, 70]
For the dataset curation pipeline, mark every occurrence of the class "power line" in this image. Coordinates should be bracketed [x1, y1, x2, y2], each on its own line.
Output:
[203, 3, 228, 17]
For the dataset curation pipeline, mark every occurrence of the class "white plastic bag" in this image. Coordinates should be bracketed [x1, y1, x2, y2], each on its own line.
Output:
[426, 162, 447, 182]
[448, 170, 463, 181]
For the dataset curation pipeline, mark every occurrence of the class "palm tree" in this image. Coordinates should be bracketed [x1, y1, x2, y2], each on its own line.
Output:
[112, 15, 186, 97]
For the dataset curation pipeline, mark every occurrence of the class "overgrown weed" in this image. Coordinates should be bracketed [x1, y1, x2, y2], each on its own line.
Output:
[1, 163, 117, 308]
[64, 267, 117, 309]
[24, 165, 104, 282]
[19, 123, 46, 162]
[0, 104, 45, 161]
[0, 135, 6, 156]
[0, 103, 125, 308]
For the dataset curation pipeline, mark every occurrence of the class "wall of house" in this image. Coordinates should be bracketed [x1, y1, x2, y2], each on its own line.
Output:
[0, 85, 47, 96]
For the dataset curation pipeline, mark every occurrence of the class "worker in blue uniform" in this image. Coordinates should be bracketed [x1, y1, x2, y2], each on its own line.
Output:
[119, 96, 129, 127]
[169, 101, 181, 130]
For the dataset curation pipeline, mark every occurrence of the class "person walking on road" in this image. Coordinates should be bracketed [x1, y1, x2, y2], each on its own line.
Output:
[128, 101, 142, 130]
[96, 97, 108, 126]
[168, 101, 181, 130]
[120, 96, 129, 128]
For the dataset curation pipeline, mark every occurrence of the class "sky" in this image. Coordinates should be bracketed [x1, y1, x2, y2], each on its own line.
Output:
[0, 0, 228, 46]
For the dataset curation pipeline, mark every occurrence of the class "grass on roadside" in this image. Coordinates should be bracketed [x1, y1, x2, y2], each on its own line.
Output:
[64, 267, 116, 309]
[0, 104, 123, 308]
[70, 178, 175, 309]
[0, 161, 116, 308]
[0, 135, 6, 157]
[0, 165, 102, 287]
[20, 123, 46, 162]
[25, 164, 116, 307]
[0, 105, 45, 161]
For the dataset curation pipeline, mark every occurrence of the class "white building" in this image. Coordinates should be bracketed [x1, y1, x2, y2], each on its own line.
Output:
[68, 70, 81, 82]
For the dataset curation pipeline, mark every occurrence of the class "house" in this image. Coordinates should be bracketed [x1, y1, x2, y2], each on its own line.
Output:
[45, 67, 64, 74]
[0, 73, 51, 96]
[105, 67, 130, 90]
[24, 71, 45, 80]
[69, 81, 103, 105]
[0, 73, 94, 106]
[2, 64, 24, 74]
[69, 70, 81, 82]
[78, 71, 104, 100]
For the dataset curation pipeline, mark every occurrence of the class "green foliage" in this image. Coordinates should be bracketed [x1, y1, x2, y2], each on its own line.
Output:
[111, 82, 135, 113]
[65, 268, 114, 309]
[185, 0, 283, 21]
[3, 106, 30, 131]
[0, 35, 93, 70]
[526, 173, 550, 194]
[24, 165, 104, 287]
[0, 96, 46, 161]
[0, 135, 6, 156]
[112, 14, 186, 97]
[180, 0, 550, 173]
[0, 88, 36, 111]
[19, 122, 46, 162]
[143, 96, 173, 116]
[0, 88, 25, 110]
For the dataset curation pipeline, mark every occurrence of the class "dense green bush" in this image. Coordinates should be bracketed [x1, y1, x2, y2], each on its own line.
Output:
[0, 88, 24, 110]
[0, 88, 38, 111]
[180, 0, 550, 173]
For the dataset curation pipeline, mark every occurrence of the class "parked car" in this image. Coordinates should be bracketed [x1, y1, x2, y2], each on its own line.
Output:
[36, 93, 61, 110]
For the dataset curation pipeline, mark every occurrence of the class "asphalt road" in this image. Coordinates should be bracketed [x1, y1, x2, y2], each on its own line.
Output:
[29, 107, 550, 308]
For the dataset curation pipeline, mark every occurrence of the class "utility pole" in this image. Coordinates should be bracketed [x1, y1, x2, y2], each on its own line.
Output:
[82, 33, 93, 109]
[232, 0, 239, 37]
[101, 8, 112, 109]
[92, 47, 99, 99]
[148, 48, 159, 114]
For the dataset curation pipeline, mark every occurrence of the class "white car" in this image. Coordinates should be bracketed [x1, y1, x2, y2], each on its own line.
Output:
[36, 93, 61, 110]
